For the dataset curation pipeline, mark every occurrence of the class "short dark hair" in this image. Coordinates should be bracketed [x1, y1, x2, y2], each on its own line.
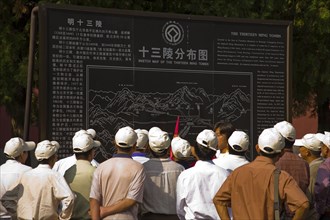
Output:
[309, 149, 321, 157]
[228, 146, 247, 156]
[150, 148, 168, 158]
[213, 122, 235, 139]
[284, 138, 295, 148]
[75, 148, 94, 160]
[194, 142, 216, 160]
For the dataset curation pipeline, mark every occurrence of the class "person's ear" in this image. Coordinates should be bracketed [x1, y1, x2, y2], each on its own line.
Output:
[255, 144, 261, 153]
[191, 146, 199, 160]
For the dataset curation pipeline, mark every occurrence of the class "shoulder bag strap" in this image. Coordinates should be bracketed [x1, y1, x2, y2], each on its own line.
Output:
[274, 168, 281, 220]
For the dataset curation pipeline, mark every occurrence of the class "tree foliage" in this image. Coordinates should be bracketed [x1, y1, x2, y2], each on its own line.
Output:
[1, 0, 329, 135]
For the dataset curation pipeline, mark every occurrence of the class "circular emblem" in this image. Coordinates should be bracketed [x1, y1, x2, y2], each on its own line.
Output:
[162, 21, 184, 46]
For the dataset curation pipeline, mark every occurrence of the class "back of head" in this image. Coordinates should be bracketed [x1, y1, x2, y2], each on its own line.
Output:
[301, 133, 322, 154]
[72, 133, 100, 153]
[134, 129, 149, 150]
[171, 136, 192, 159]
[258, 128, 285, 156]
[4, 137, 36, 159]
[195, 129, 218, 160]
[149, 129, 171, 155]
[115, 126, 138, 149]
[274, 121, 296, 147]
[35, 140, 60, 161]
[228, 130, 249, 153]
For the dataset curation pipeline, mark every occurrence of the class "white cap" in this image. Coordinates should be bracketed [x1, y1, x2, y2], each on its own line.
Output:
[228, 131, 249, 152]
[149, 129, 171, 153]
[258, 128, 285, 154]
[301, 133, 322, 151]
[171, 136, 191, 159]
[148, 127, 162, 137]
[315, 133, 325, 144]
[274, 121, 296, 142]
[73, 128, 97, 139]
[294, 139, 304, 146]
[4, 137, 36, 159]
[323, 131, 330, 149]
[35, 140, 60, 161]
[196, 129, 218, 151]
[134, 129, 149, 149]
[72, 133, 101, 153]
[115, 126, 138, 148]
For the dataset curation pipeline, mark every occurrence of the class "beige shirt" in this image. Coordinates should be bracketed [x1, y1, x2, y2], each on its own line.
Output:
[90, 154, 145, 220]
[17, 164, 75, 220]
[214, 156, 309, 219]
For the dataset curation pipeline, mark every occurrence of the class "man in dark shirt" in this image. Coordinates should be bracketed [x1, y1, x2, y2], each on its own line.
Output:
[274, 121, 310, 218]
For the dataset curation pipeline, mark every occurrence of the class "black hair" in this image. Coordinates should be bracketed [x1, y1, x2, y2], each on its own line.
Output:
[228, 146, 247, 156]
[149, 148, 168, 158]
[75, 148, 94, 160]
[213, 121, 235, 139]
[284, 138, 295, 148]
[194, 142, 216, 160]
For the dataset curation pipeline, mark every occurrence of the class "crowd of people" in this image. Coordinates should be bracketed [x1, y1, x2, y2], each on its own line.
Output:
[0, 121, 329, 220]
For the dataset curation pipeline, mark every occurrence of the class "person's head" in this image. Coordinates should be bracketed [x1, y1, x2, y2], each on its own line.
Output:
[72, 132, 101, 161]
[228, 130, 250, 156]
[171, 136, 192, 160]
[115, 126, 138, 154]
[257, 128, 285, 160]
[316, 132, 330, 159]
[274, 121, 296, 148]
[148, 128, 171, 158]
[4, 137, 36, 164]
[299, 133, 322, 162]
[134, 129, 149, 152]
[194, 129, 218, 160]
[213, 122, 235, 153]
[35, 140, 60, 168]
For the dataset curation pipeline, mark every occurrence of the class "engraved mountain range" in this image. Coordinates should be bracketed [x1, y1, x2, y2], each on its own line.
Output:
[89, 86, 250, 159]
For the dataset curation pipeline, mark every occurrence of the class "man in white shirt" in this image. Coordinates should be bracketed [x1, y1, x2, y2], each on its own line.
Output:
[53, 128, 99, 175]
[176, 129, 229, 220]
[0, 137, 35, 219]
[213, 130, 250, 173]
[17, 140, 74, 220]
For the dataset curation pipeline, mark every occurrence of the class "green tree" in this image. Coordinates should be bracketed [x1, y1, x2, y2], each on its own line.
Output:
[1, 0, 329, 136]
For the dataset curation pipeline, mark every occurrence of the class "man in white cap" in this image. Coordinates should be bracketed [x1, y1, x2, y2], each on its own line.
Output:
[299, 133, 324, 220]
[140, 127, 184, 220]
[53, 128, 100, 176]
[17, 140, 74, 220]
[213, 130, 250, 173]
[64, 132, 101, 220]
[90, 126, 145, 220]
[176, 129, 229, 220]
[171, 136, 196, 169]
[315, 131, 330, 219]
[214, 128, 309, 219]
[274, 121, 310, 219]
[132, 129, 150, 164]
[0, 137, 35, 219]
